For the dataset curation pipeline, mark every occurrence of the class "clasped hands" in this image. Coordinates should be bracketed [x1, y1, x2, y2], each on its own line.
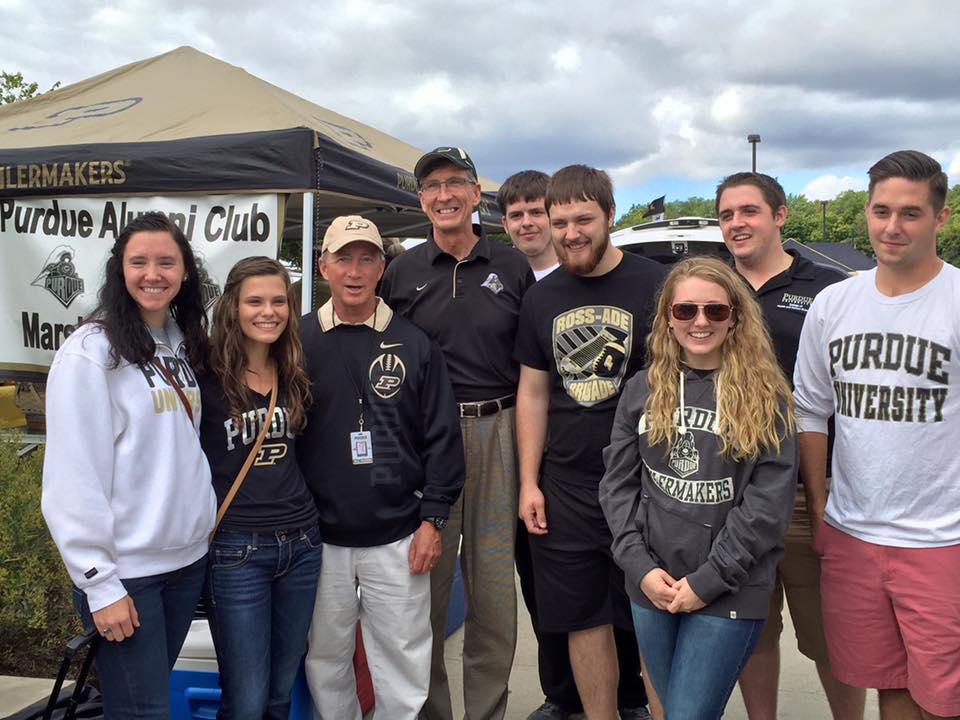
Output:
[640, 568, 706, 613]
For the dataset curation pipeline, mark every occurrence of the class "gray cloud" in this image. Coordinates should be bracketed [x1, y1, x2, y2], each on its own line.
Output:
[2, 0, 959, 192]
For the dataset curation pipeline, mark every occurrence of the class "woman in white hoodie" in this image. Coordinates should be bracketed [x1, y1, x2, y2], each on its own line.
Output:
[42, 212, 217, 719]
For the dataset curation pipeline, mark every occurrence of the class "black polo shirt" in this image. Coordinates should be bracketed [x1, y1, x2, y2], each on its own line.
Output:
[380, 226, 534, 403]
[747, 249, 848, 383]
[742, 249, 847, 476]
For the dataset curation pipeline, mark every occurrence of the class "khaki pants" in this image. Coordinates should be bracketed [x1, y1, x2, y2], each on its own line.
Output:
[421, 407, 519, 720]
[305, 535, 431, 720]
[754, 483, 831, 664]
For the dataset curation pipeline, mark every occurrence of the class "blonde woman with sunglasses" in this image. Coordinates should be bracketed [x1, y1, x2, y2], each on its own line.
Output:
[600, 256, 797, 719]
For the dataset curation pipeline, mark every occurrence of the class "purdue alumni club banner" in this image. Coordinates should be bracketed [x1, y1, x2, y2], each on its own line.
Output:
[2, 194, 279, 371]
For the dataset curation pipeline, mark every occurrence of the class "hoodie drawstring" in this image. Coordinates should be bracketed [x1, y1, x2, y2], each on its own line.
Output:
[678, 369, 687, 435]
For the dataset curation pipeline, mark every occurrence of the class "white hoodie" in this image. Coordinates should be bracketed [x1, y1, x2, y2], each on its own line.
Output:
[42, 319, 216, 612]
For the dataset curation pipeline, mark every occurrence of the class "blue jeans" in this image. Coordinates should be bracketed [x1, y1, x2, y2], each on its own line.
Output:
[204, 525, 322, 720]
[73, 554, 208, 719]
[631, 602, 762, 720]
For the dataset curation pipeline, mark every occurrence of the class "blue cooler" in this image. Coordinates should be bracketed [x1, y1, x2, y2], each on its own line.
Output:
[169, 620, 311, 720]
[171, 557, 466, 718]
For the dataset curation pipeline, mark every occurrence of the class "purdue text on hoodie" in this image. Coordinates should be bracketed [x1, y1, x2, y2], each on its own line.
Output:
[42, 320, 216, 612]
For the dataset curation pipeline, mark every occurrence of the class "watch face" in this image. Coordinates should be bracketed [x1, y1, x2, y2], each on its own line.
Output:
[431, 517, 447, 531]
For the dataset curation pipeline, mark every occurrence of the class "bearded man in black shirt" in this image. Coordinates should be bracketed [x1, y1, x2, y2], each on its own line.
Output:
[515, 165, 665, 720]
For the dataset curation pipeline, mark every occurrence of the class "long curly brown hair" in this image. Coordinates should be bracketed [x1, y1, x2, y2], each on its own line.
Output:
[210, 257, 311, 432]
[87, 212, 209, 371]
[645, 256, 794, 460]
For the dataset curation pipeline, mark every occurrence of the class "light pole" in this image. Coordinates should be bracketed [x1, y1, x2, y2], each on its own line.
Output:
[747, 134, 761, 172]
[820, 200, 828, 242]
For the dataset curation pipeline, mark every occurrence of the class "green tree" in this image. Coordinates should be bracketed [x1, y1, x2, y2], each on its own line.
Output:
[0, 70, 60, 105]
[614, 196, 716, 231]
[782, 194, 819, 242]
[821, 190, 871, 255]
[938, 184, 960, 266]
[613, 184, 960, 266]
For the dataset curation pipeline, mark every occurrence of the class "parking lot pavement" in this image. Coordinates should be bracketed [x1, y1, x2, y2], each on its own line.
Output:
[0, 676, 65, 717]
[439, 573, 880, 720]
[2, 573, 880, 719]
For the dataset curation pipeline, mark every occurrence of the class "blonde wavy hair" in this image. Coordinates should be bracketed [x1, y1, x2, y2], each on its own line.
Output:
[644, 256, 794, 460]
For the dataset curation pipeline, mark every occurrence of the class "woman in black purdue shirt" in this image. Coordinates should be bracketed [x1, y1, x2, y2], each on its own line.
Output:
[199, 257, 320, 720]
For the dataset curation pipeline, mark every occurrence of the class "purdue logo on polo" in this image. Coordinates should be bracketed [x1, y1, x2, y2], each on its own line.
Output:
[552, 305, 633, 407]
[31, 245, 85, 308]
[481, 272, 504, 295]
[369, 352, 407, 399]
[777, 292, 814, 313]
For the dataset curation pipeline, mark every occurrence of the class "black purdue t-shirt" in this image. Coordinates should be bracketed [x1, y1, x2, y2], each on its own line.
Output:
[514, 252, 667, 486]
[198, 372, 318, 532]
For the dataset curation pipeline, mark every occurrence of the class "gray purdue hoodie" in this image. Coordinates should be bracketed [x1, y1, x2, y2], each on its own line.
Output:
[599, 367, 797, 620]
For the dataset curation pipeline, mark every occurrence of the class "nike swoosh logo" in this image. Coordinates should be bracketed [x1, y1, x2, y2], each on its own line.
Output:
[416, 283, 428, 291]
[380, 342, 403, 349]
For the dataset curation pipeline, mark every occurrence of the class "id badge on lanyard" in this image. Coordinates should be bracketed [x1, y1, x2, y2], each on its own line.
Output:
[351, 429, 373, 464]
[333, 319, 378, 466]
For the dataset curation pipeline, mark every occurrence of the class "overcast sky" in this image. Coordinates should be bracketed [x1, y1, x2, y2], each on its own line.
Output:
[3, 0, 960, 216]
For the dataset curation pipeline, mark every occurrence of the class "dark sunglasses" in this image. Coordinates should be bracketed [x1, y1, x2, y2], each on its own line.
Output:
[670, 303, 734, 322]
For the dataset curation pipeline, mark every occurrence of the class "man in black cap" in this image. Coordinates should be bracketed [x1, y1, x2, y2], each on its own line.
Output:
[380, 147, 534, 720]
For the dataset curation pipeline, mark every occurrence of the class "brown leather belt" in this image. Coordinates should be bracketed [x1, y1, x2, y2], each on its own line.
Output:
[458, 394, 516, 418]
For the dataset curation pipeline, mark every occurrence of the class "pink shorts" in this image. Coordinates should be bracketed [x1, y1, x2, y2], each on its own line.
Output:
[816, 522, 960, 717]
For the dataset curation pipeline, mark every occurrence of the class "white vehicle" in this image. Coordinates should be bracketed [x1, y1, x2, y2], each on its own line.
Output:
[611, 217, 729, 264]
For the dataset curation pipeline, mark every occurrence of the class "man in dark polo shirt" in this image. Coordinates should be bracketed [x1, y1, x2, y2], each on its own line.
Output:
[380, 147, 534, 720]
[515, 164, 663, 720]
[717, 172, 865, 720]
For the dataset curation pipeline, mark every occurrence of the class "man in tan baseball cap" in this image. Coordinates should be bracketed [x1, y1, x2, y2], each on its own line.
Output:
[301, 214, 465, 718]
[321, 214, 385, 254]
[317, 214, 385, 324]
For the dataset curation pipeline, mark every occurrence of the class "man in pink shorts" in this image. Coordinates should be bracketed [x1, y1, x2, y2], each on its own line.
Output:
[793, 149, 960, 720]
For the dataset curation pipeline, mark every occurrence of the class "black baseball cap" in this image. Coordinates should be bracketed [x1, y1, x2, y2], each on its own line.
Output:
[414, 147, 478, 182]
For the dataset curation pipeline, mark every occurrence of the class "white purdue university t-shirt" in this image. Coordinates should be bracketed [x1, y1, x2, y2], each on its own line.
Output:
[794, 262, 960, 548]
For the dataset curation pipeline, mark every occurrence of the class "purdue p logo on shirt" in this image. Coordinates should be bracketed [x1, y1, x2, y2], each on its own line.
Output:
[369, 352, 407, 399]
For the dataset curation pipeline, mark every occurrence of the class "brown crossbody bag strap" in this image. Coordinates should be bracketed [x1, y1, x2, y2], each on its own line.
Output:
[209, 367, 279, 544]
[151, 358, 195, 424]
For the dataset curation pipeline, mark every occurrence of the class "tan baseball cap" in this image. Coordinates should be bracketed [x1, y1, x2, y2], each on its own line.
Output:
[321, 215, 384, 254]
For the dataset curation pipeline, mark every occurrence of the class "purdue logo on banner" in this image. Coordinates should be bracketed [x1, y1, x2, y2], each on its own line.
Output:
[2, 194, 279, 371]
[31, 245, 85, 308]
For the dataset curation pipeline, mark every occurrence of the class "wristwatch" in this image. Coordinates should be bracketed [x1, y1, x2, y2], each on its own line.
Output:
[424, 516, 447, 531]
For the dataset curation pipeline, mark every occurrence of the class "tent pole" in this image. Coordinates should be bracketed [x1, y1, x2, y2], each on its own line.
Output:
[301, 191, 314, 312]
